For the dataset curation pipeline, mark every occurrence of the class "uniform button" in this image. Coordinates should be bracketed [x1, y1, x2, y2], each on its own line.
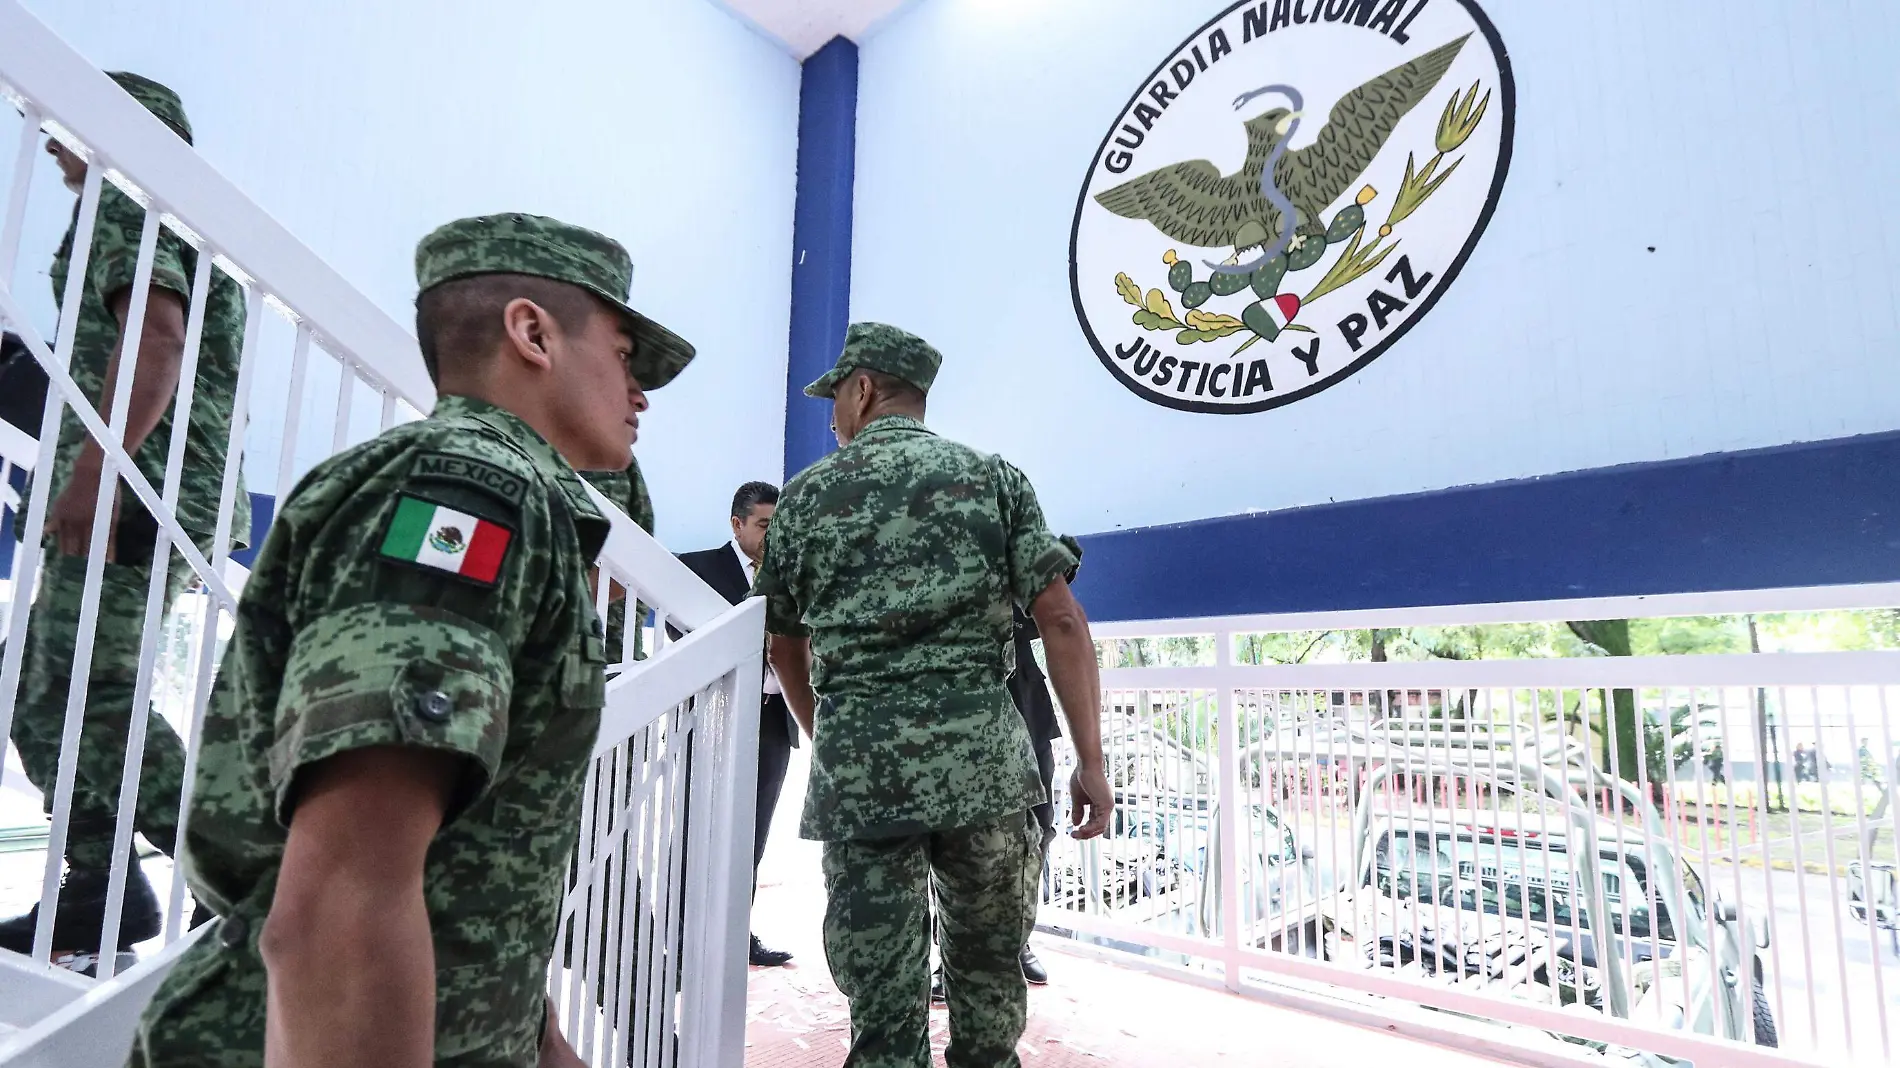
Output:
[219, 916, 248, 948]
[416, 691, 453, 723]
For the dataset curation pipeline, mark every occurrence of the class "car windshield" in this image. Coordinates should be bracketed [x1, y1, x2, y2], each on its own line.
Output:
[1370, 828, 1676, 941]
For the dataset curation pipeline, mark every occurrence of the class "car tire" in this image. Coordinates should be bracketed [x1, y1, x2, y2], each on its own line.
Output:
[1750, 972, 1778, 1048]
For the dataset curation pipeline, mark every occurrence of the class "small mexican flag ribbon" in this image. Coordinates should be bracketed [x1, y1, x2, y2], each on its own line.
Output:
[1242, 292, 1303, 342]
[380, 495, 512, 584]
[1261, 293, 1300, 331]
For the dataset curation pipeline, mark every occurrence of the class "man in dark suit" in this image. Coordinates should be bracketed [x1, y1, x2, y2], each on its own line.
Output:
[1006, 603, 1063, 985]
[677, 481, 799, 967]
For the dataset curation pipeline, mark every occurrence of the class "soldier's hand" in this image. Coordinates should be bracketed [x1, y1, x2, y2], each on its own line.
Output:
[1068, 764, 1113, 840]
[49, 456, 118, 560]
[538, 997, 586, 1068]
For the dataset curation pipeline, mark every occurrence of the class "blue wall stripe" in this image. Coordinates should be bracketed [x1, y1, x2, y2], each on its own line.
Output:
[0, 463, 22, 576]
[782, 36, 859, 482]
[1072, 431, 1900, 623]
[14, 435, 1893, 626]
[230, 492, 272, 569]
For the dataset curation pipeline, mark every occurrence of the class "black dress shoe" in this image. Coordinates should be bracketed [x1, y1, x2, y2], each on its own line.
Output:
[0, 859, 160, 956]
[1020, 945, 1048, 985]
[749, 934, 792, 967]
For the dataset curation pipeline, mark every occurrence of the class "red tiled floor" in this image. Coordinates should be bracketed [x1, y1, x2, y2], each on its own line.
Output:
[745, 752, 1504, 1068]
[742, 933, 1515, 1067]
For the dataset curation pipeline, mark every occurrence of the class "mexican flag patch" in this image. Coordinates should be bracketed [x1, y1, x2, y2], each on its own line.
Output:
[380, 495, 512, 584]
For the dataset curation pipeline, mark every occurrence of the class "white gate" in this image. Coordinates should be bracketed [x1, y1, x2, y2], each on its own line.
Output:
[0, 3, 758, 1064]
[1042, 595, 1900, 1068]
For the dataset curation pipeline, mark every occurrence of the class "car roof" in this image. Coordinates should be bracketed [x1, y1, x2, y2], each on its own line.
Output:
[1369, 809, 1630, 843]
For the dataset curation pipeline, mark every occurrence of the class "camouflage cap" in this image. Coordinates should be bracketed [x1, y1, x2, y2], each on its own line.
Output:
[414, 213, 695, 390]
[107, 72, 192, 144]
[803, 322, 941, 399]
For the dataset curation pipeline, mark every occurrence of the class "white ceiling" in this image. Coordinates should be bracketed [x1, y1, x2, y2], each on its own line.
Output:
[713, 0, 914, 58]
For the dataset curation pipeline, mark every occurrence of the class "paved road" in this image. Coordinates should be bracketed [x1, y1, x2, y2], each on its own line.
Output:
[1708, 859, 1899, 1061]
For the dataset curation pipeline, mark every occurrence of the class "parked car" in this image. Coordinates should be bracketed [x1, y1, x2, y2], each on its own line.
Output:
[1278, 733, 1777, 1063]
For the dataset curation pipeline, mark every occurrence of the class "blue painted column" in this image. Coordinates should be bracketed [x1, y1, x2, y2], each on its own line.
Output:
[783, 36, 859, 480]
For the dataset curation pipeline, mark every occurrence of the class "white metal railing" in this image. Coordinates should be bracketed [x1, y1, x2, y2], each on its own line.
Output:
[0, 4, 755, 1064]
[1042, 600, 1900, 1068]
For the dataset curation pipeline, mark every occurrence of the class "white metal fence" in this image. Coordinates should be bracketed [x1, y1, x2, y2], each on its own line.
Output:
[0, 4, 756, 1063]
[1042, 605, 1900, 1068]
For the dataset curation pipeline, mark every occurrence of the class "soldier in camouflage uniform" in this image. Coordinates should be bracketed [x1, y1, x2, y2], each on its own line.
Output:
[2, 74, 250, 961]
[131, 213, 693, 1066]
[579, 455, 653, 660]
[755, 323, 1114, 1068]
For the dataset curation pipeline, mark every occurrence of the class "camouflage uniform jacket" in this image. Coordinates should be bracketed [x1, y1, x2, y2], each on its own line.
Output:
[753, 414, 1078, 842]
[45, 187, 249, 545]
[580, 455, 654, 535]
[136, 394, 609, 1067]
[580, 456, 652, 660]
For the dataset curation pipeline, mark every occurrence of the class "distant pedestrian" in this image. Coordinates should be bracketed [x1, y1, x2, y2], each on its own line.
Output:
[1793, 743, 1815, 784]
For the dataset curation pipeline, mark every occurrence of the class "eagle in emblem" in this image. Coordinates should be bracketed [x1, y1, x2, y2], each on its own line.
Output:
[1094, 34, 1470, 258]
[428, 526, 465, 554]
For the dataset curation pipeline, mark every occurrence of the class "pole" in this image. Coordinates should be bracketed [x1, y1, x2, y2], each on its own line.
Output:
[1748, 615, 1787, 814]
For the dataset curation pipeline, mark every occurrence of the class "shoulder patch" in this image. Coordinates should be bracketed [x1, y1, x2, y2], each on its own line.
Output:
[379, 494, 514, 587]
[409, 452, 529, 508]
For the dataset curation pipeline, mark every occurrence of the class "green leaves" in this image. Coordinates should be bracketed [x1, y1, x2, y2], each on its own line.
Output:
[1177, 309, 1248, 344]
[1114, 270, 1247, 343]
[1436, 80, 1491, 155]
[1114, 272, 1144, 308]
[1303, 224, 1399, 306]
[1133, 286, 1185, 331]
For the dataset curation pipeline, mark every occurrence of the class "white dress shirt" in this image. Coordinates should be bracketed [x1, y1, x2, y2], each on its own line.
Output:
[733, 540, 782, 695]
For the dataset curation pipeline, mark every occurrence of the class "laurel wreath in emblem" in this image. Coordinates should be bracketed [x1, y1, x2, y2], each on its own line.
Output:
[428, 526, 466, 554]
[1113, 82, 1490, 356]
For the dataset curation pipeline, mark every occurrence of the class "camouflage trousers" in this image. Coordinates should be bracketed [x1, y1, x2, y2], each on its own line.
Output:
[10, 545, 196, 871]
[822, 811, 1041, 1068]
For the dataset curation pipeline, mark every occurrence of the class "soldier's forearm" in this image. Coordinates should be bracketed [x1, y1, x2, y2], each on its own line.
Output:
[260, 880, 437, 1068]
[101, 286, 188, 461]
[261, 747, 458, 1068]
[768, 633, 816, 737]
[538, 998, 584, 1068]
[1031, 582, 1104, 771]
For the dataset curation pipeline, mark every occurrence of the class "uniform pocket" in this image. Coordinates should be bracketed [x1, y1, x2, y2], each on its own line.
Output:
[433, 959, 543, 1060]
[561, 643, 607, 710]
[137, 931, 262, 1067]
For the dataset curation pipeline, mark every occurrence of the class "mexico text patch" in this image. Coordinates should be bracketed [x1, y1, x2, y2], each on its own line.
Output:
[410, 452, 528, 507]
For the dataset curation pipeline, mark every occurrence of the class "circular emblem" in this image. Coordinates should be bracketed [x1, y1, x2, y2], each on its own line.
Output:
[1070, 0, 1514, 414]
[428, 525, 465, 554]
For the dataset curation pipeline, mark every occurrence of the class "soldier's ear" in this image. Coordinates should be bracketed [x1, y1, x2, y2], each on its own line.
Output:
[500, 297, 555, 371]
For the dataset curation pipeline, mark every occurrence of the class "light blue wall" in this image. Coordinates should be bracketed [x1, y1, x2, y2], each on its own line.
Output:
[850, 0, 1900, 537]
[11, 0, 799, 553]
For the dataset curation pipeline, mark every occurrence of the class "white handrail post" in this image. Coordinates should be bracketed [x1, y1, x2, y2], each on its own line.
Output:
[0, 101, 39, 286]
[676, 597, 763, 1068]
[1214, 628, 1242, 992]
